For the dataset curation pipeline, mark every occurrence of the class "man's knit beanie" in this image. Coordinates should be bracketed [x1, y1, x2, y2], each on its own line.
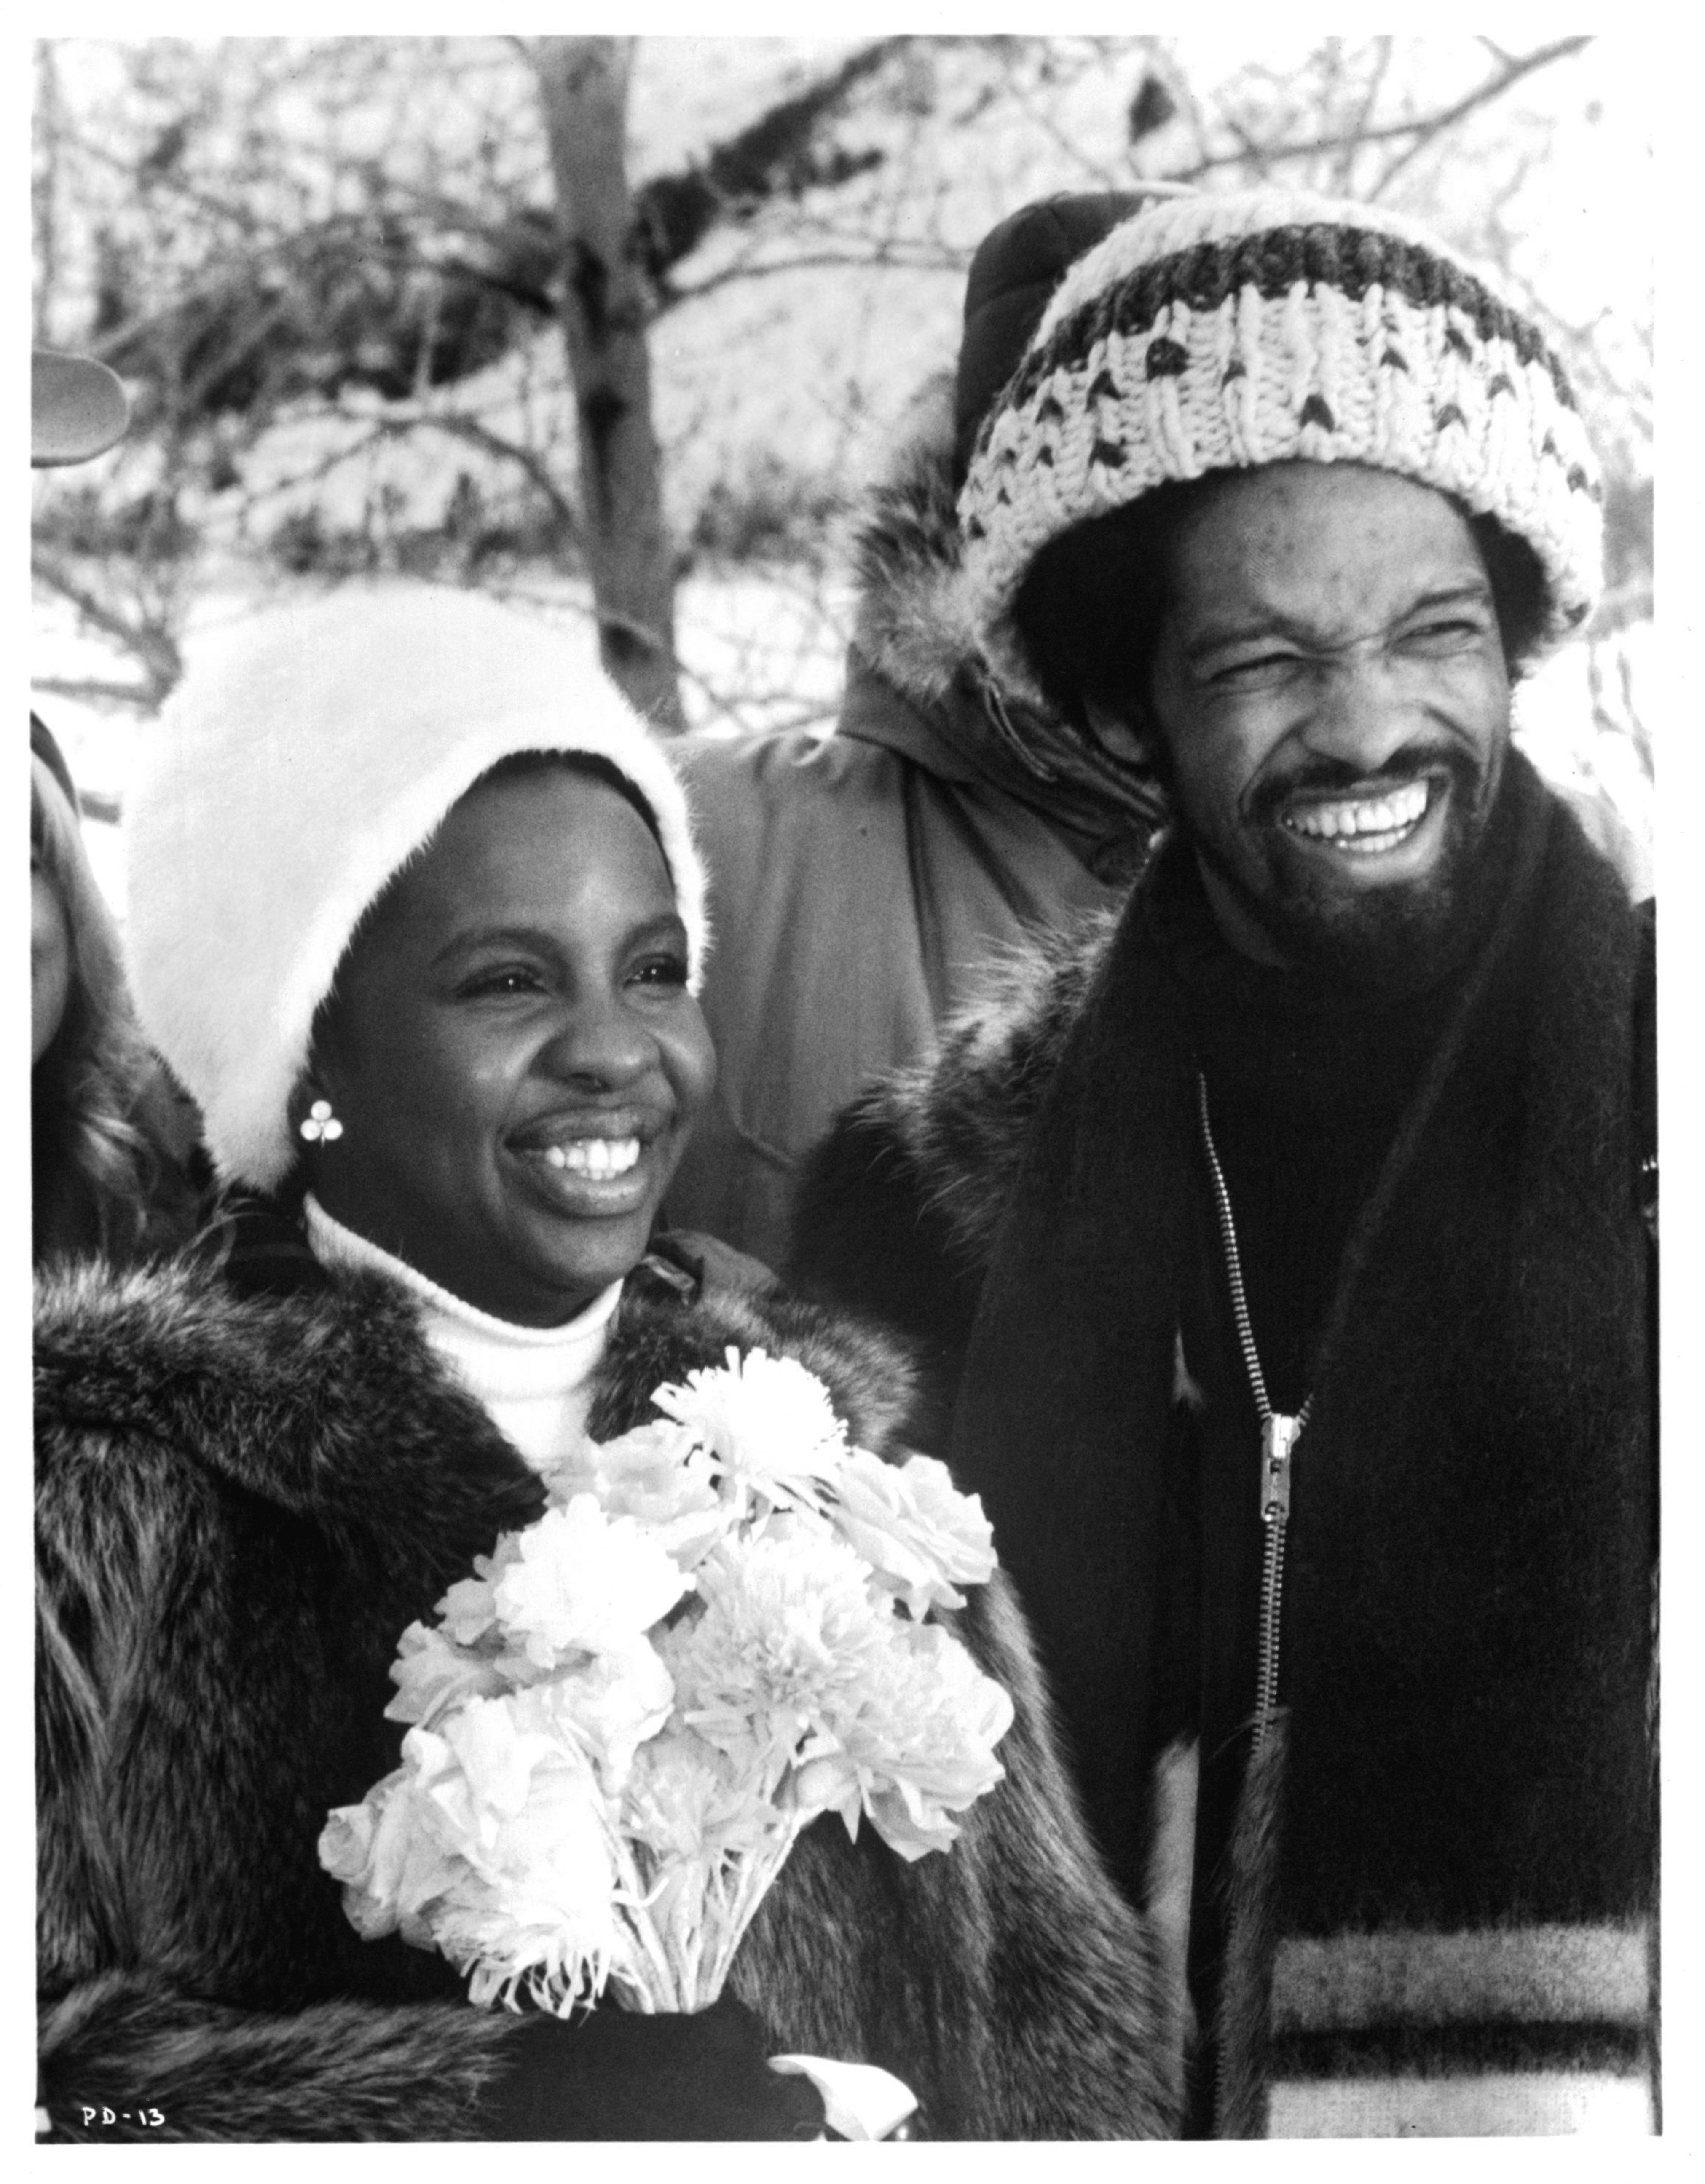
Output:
[959, 187, 1603, 699]
[125, 585, 709, 1194]
[952, 191, 1152, 486]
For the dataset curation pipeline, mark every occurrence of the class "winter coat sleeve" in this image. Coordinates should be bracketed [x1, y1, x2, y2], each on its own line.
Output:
[37, 1973, 516, 2142]
[37, 1975, 824, 2144]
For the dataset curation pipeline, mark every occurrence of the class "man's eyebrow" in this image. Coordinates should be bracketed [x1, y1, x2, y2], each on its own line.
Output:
[1181, 579, 1495, 666]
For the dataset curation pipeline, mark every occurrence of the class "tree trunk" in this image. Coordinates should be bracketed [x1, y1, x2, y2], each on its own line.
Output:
[532, 36, 684, 731]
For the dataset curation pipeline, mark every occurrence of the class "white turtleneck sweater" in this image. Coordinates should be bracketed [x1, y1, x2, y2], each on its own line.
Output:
[303, 1195, 622, 1475]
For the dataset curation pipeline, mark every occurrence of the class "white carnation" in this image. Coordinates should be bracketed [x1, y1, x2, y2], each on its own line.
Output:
[492, 1494, 691, 1669]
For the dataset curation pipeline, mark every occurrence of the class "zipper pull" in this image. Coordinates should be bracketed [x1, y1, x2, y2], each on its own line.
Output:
[1261, 1413, 1300, 1525]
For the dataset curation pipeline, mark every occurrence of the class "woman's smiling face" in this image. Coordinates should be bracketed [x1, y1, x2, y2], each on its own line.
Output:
[308, 762, 714, 1326]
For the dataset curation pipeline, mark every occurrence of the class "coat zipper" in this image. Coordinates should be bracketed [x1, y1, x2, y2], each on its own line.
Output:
[1197, 1075, 1312, 2137]
[1195, 1072, 1312, 1753]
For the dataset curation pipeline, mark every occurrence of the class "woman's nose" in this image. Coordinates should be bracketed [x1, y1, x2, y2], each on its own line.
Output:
[536, 989, 656, 1089]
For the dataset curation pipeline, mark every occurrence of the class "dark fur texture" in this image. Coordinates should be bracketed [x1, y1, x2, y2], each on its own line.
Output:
[795, 906, 1121, 1286]
[40, 1975, 512, 2143]
[1212, 1716, 1289, 2141]
[37, 1250, 1175, 2141]
[788, 905, 1124, 1449]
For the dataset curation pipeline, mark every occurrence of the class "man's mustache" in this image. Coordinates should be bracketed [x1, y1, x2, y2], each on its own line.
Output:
[1246, 744, 1482, 827]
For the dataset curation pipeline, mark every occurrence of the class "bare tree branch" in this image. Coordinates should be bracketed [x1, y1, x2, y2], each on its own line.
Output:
[29, 680, 160, 723]
[1333, 37, 1391, 192]
[1172, 37, 1591, 185]
[31, 551, 181, 701]
[666, 242, 966, 314]
[32, 33, 1646, 760]
[373, 412, 581, 535]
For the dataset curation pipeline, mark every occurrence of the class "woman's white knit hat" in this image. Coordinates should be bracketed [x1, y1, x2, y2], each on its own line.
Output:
[125, 584, 709, 1193]
[959, 187, 1603, 698]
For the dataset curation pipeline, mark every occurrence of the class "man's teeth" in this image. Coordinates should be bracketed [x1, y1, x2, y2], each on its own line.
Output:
[542, 1138, 642, 1178]
[1282, 780, 1429, 851]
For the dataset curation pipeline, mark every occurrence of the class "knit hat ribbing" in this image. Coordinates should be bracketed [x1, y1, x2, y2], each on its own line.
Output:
[959, 188, 1603, 699]
[124, 585, 708, 1193]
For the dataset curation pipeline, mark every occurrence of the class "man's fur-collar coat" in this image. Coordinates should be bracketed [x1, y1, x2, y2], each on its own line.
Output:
[37, 1239, 1175, 2142]
[789, 779, 1657, 2135]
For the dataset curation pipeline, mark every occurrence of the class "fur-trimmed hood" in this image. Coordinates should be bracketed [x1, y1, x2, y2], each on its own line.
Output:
[847, 375, 985, 717]
[840, 379, 1162, 856]
[37, 1238, 1176, 2141]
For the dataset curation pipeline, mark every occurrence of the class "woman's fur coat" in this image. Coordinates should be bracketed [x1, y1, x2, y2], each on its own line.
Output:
[37, 1237, 1176, 2142]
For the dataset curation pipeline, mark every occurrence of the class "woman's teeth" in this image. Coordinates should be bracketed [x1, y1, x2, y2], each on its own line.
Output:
[1281, 779, 1429, 854]
[542, 1138, 642, 1178]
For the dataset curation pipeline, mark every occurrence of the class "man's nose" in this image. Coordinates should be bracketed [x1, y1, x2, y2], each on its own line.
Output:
[1296, 650, 1421, 775]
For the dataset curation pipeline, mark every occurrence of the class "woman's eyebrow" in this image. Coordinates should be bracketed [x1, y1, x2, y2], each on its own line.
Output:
[614, 910, 690, 952]
[429, 911, 687, 972]
[429, 923, 560, 970]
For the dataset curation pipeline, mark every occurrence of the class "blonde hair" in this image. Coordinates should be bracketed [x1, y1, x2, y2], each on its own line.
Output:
[32, 754, 171, 1262]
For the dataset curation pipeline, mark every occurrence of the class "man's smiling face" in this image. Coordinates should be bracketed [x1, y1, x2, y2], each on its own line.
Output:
[1148, 461, 1514, 984]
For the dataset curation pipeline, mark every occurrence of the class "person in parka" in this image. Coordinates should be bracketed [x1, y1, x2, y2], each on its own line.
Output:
[789, 188, 1657, 2138]
[35, 586, 1175, 2143]
[666, 192, 1168, 1268]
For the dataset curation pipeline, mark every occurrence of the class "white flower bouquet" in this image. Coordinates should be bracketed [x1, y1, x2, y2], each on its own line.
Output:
[319, 1349, 1014, 2029]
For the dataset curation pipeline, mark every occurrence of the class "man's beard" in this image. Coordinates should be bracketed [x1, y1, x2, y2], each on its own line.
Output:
[1192, 744, 1507, 995]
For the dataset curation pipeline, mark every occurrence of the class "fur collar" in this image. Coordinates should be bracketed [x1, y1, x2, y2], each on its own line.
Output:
[847, 376, 984, 715]
[842, 377, 1162, 857]
[34, 1256, 541, 1582]
[791, 905, 1124, 1302]
[35, 1244, 922, 1526]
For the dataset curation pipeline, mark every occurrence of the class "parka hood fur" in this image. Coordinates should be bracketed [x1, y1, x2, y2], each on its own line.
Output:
[842, 380, 1164, 849]
[847, 375, 985, 716]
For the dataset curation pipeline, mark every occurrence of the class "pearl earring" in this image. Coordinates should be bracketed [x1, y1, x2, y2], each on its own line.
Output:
[299, 1099, 343, 1144]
